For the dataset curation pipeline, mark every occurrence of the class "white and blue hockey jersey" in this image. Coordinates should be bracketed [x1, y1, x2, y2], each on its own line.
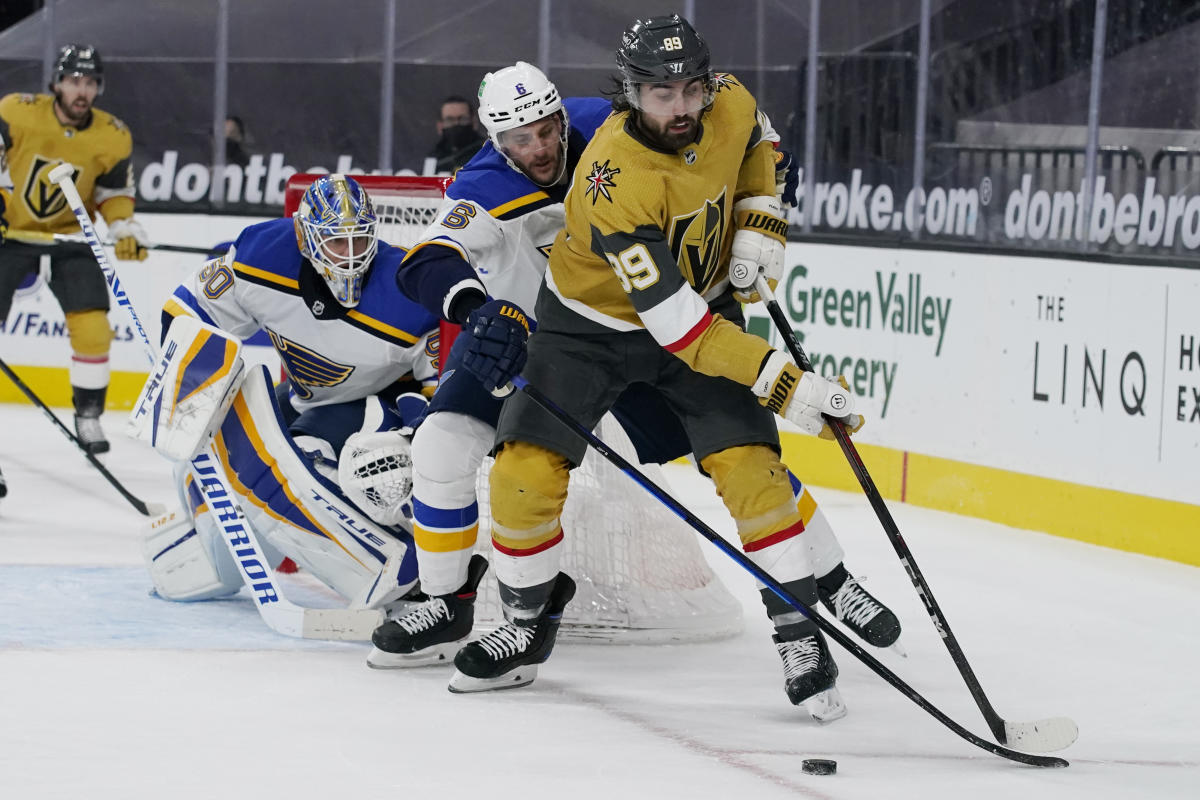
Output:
[164, 217, 441, 411]
[396, 96, 613, 321]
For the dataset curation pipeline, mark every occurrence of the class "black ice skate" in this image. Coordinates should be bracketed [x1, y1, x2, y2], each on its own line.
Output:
[775, 628, 846, 722]
[819, 572, 904, 654]
[367, 554, 488, 669]
[447, 571, 575, 694]
[74, 413, 110, 455]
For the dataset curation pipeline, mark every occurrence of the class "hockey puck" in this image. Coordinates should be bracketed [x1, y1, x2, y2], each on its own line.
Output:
[801, 759, 837, 775]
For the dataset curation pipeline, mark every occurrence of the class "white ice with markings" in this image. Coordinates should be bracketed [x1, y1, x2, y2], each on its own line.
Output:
[1, 404, 1196, 799]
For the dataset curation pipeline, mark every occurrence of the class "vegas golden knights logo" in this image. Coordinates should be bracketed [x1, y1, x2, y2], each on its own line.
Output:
[667, 190, 726, 293]
[22, 156, 80, 220]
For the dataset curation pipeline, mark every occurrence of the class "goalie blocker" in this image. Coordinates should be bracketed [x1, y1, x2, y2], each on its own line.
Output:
[134, 316, 421, 631]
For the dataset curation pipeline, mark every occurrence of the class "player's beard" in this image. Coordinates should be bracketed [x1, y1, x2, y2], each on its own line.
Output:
[54, 89, 93, 126]
[637, 111, 701, 152]
[522, 147, 563, 186]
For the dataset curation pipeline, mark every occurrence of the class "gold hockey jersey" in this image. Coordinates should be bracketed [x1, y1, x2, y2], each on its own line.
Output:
[541, 73, 780, 388]
[0, 92, 135, 235]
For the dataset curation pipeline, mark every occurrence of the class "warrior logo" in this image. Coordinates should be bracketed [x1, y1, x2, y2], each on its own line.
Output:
[584, 159, 620, 205]
[668, 189, 727, 293]
[22, 156, 78, 220]
[267, 330, 355, 400]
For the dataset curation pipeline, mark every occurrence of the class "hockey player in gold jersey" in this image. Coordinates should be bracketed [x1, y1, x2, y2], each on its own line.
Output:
[0, 44, 150, 454]
[451, 15, 873, 720]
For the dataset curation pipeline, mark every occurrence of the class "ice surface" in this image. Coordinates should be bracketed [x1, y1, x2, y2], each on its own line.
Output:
[1, 405, 1196, 799]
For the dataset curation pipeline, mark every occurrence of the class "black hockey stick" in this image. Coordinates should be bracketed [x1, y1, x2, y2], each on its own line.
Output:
[510, 375, 1067, 769]
[0, 356, 163, 517]
[752, 274, 1077, 754]
[8, 228, 221, 256]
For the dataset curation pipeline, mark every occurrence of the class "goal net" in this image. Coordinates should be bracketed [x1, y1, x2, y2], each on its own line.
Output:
[284, 173, 743, 643]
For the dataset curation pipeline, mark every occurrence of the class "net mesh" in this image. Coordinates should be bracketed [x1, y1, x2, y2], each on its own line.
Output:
[284, 174, 744, 643]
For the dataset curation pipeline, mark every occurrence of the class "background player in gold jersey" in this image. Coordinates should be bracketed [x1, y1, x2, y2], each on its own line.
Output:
[452, 15, 877, 722]
[0, 44, 150, 454]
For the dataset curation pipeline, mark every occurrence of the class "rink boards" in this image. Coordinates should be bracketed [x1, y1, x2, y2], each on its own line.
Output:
[1, 215, 1196, 565]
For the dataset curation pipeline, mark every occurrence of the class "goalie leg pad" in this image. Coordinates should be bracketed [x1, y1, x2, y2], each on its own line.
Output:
[216, 367, 418, 606]
[142, 506, 242, 601]
[409, 411, 494, 595]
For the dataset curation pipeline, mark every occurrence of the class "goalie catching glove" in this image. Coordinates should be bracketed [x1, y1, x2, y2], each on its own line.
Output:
[108, 216, 150, 261]
[752, 351, 865, 440]
[729, 196, 787, 304]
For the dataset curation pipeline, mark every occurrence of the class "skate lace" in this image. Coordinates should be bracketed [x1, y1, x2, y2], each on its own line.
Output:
[476, 623, 536, 660]
[75, 416, 105, 443]
[776, 636, 820, 678]
[396, 598, 450, 635]
[830, 577, 883, 628]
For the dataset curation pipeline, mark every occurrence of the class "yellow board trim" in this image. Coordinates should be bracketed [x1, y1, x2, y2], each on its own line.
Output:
[778, 432, 1200, 567]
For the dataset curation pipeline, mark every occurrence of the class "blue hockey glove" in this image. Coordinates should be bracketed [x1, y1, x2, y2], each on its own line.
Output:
[774, 146, 800, 208]
[461, 300, 531, 394]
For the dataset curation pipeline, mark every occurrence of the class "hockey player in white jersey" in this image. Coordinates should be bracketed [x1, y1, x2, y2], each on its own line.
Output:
[369, 64, 904, 672]
[140, 175, 439, 630]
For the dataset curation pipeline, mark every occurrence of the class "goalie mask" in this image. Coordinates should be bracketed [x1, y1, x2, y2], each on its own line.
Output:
[616, 14, 714, 116]
[478, 62, 570, 187]
[294, 174, 379, 308]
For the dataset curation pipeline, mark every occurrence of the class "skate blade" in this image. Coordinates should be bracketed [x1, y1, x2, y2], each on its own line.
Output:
[366, 642, 460, 669]
[447, 664, 539, 694]
[803, 687, 847, 723]
[887, 638, 908, 658]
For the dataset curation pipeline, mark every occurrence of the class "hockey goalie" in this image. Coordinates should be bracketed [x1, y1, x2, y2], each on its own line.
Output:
[131, 175, 439, 639]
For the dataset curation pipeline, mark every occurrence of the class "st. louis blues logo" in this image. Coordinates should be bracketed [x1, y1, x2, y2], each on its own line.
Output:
[584, 160, 620, 205]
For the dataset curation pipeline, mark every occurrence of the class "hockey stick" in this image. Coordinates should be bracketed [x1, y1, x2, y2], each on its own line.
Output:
[0, 355, 162, 517]
[8, 228, 223, 255]
[510, 375, 1067, 768]
[47, 163, 381, 641]
[752, 274, 1078, 754]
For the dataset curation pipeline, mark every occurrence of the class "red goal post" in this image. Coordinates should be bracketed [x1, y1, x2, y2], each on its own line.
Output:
[282, 171, 744, 643]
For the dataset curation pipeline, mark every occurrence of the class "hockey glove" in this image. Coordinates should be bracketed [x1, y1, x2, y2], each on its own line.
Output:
[752, 351, 865, 440]
[774, 146, 800, 208]
[109, 217, 149, 261]
[730, 196, 787, 304]
[461, 299, 531, 395]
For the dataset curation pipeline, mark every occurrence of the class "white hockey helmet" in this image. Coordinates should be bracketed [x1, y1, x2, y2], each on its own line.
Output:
[477, 61, 570, 186]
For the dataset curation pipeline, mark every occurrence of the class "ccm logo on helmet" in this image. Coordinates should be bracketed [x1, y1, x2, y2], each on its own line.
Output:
[513, 98, 541, 112]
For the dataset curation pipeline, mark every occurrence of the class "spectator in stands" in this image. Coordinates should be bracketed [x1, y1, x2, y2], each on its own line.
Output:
[426, 95, 485, 174]
[224, 115, 250, 167]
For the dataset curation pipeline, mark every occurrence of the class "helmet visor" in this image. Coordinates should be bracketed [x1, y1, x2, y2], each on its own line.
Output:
[302, 219, 378, 307]
[626, 76, 714, 116]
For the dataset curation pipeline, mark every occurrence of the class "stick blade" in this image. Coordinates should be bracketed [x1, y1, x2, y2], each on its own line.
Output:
[1004, 716, 1079, 752]
[301, 608, 384, 641]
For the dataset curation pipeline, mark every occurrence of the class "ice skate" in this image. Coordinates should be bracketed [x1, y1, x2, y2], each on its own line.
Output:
[448, 572, 575, 694]
[820, 572, 904, 655]
[368, 555, 488, 668]
[775, 629, 846, 722]
[74, 413, 110, 455]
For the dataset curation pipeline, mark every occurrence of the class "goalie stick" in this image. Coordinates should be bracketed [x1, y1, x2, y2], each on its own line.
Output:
[0, 355, 162, 517]
[47, 163, 383, 641]
[8, 228, 222, 255]
[752, 273, 1078, 754]
[510, 375, 1068, 769]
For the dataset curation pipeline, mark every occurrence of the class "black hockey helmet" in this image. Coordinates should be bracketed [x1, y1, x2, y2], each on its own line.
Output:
[616, 14, 711, 85]
[52, 44, 104, 92]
